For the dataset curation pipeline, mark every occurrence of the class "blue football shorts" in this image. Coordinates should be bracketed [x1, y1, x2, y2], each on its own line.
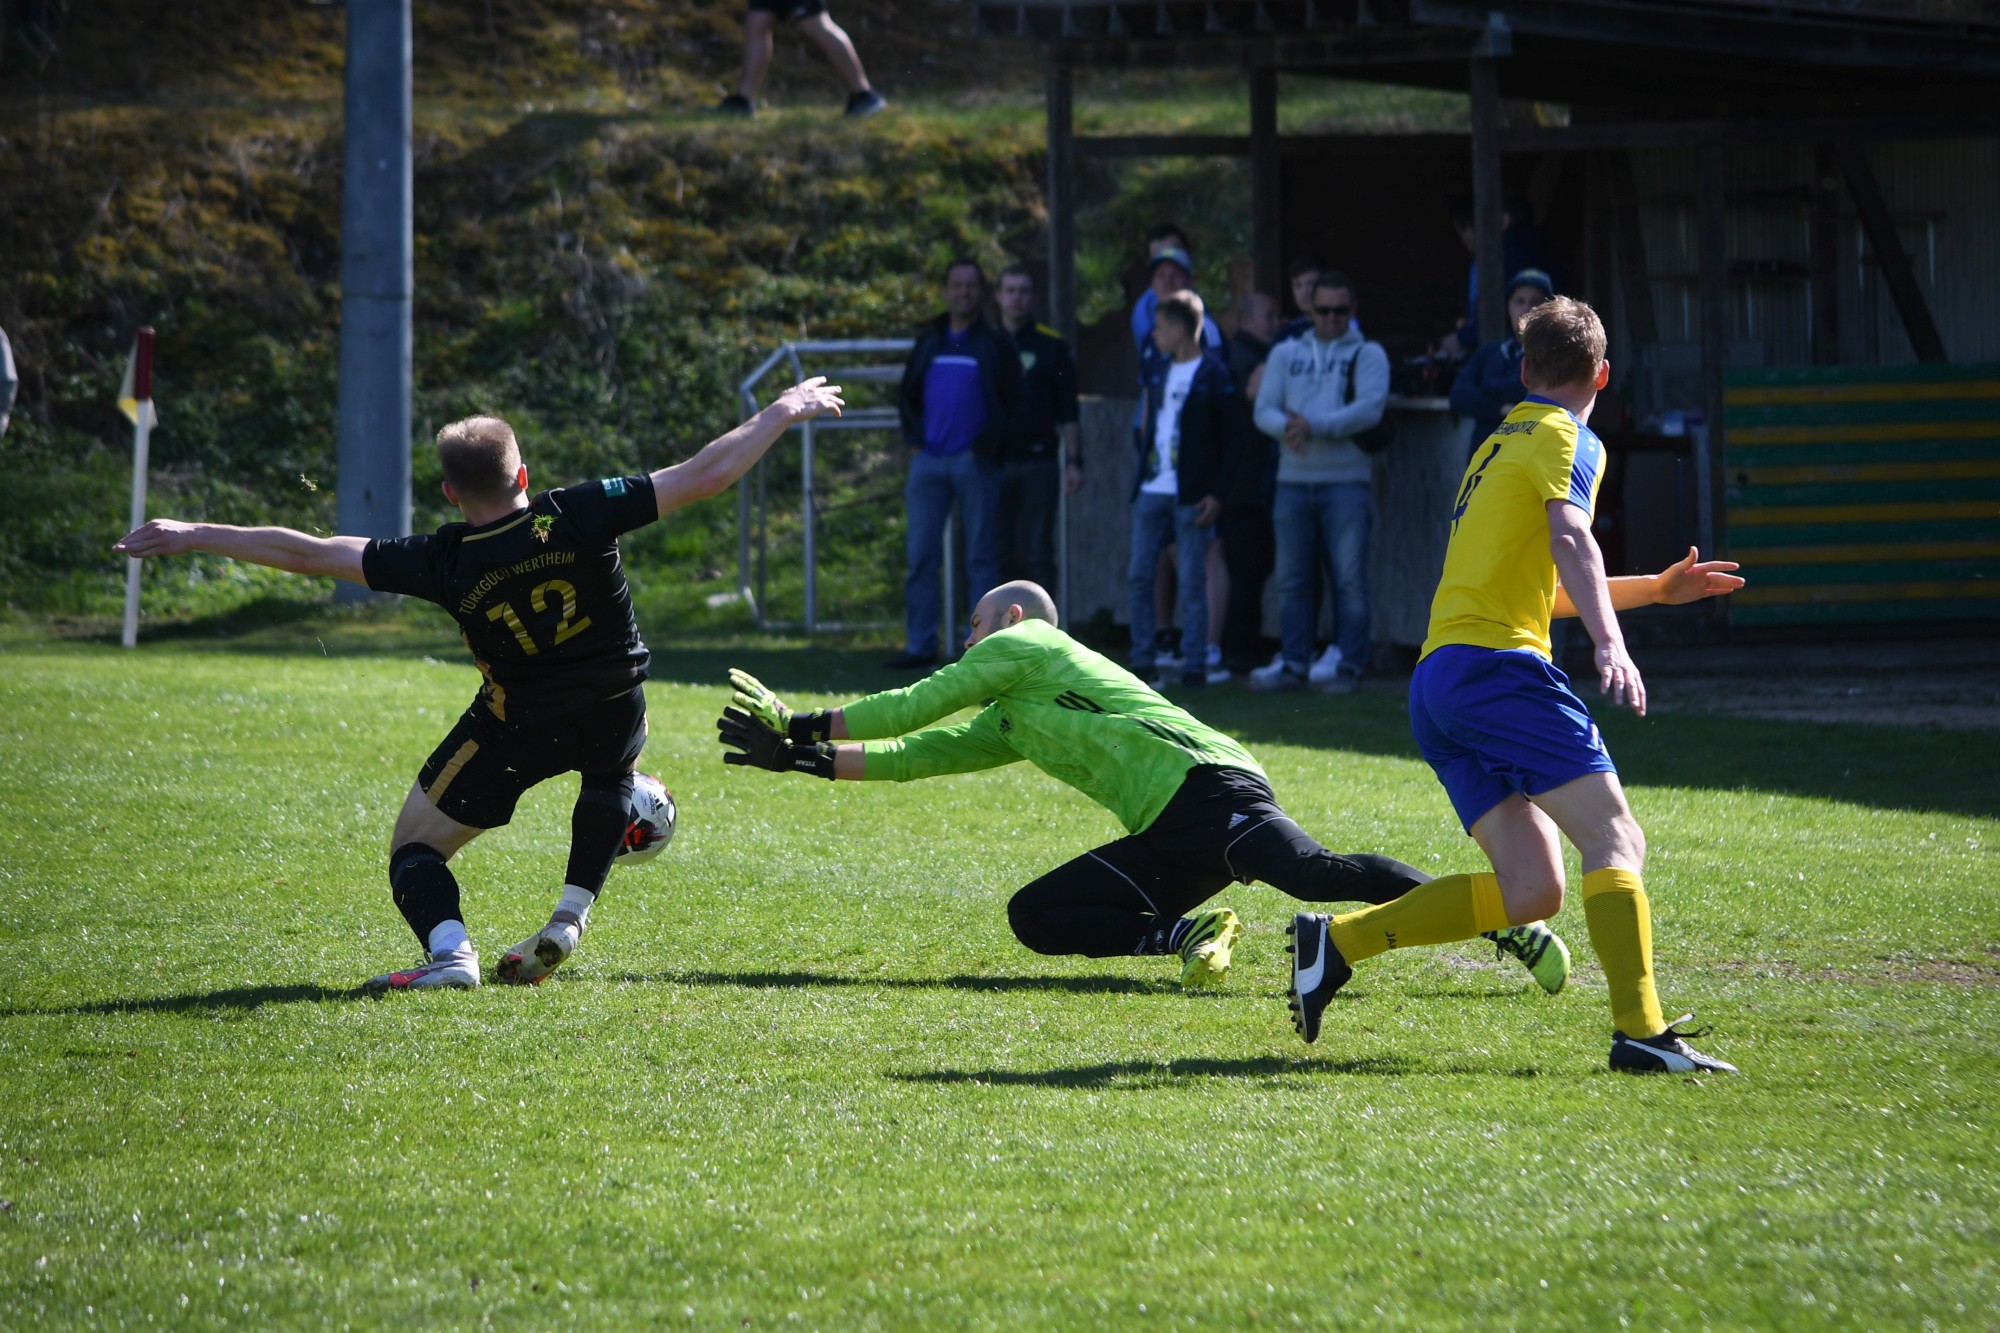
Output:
[1409, 643, 1618, 831]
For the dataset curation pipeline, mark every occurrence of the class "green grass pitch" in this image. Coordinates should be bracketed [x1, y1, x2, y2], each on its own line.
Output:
[1, 626, 1995, 1328]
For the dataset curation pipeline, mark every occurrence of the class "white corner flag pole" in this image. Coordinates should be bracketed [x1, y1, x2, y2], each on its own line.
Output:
[120, 327, 156, 648]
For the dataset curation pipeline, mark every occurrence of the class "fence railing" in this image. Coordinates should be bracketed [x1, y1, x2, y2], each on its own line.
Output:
[739, 338, 1076, 636]
[737, 340, 914, 632]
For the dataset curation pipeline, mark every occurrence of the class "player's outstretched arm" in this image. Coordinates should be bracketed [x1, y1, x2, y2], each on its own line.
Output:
[1553, 547, 1744, 618]
[650, 377, 844, 519]
[1548, 500, 1645, 716]
[113, 519, 369, 583]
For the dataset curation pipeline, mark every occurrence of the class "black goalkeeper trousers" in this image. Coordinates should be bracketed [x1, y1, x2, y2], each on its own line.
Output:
[1006, 764, 1431, 958]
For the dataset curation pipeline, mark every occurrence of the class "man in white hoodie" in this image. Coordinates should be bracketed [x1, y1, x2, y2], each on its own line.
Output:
[1250, 272, 1389, 693]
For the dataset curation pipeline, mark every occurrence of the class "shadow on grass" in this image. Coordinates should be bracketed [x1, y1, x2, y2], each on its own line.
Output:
[1, 982, 362, 1019]
[624, 968, 1179, 995]
[890, 1054, 1414, 1086]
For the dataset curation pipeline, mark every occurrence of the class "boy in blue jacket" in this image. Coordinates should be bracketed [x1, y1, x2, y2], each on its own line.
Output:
[1129, 290, 1245, 689]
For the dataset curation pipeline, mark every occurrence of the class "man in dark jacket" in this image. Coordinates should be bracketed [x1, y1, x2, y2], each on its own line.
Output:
[1449, 268, 1554, 454]
[889, 258, 1022, 669]
[995, 263, 1083, 591]
[1129, 290, 1244, 690]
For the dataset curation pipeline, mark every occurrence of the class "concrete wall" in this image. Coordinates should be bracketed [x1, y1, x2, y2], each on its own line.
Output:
[1061, 396, 1468, 660]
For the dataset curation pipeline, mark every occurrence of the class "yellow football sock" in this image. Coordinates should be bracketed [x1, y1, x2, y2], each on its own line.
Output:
[1582, 867, 1666, 1038]
[1325, 873, 1509, 964]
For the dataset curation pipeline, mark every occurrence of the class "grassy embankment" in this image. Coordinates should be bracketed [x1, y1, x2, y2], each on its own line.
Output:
[1, 0, 1461, 636]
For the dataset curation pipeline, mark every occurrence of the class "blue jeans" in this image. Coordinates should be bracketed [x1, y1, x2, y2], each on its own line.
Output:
[904, 449, 1002, 657]
[1274, 480, 1371, 675]
[1128, 490, 1211, 674]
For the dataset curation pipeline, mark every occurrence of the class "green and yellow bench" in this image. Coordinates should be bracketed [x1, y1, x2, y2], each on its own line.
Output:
[1723, 364, 2000, 626]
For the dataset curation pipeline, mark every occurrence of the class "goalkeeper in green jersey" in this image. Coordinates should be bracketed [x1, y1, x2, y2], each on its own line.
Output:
[716, 580, 1569, 991]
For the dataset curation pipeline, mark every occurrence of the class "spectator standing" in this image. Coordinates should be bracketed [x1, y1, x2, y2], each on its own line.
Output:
[714, 1, 887, 118]
[1251, 272, 1387, 693]
[0, 325, 16, 440]
[1129, 292, 1243, 690]
[890, 259, 1020, 669]
[994, 265, 1083, 590]
[1129, 223, 1194, 354]
[1440, 196, 1555, 359]
[1134, 244, 1226, 402]
[1131, 240, 1225, 668]
[1275, 254, 1324, 347]
[1218, 292, 1280, 673]
[1450, 269, 1554, 453]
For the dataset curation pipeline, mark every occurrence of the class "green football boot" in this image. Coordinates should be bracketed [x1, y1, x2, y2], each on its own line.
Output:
[1178, 907, 1244, 989]
[1485, 921, 1571, 995]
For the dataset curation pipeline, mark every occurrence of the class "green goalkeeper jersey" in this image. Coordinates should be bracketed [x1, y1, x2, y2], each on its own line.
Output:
[843, 619, 1265, 835]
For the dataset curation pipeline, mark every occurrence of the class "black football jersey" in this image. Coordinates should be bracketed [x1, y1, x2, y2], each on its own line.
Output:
[363, 476, 659, 720]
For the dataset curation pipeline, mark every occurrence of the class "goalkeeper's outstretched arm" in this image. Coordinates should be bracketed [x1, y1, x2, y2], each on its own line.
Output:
[649, 377, 844, 519]
[113, 520, 369, 583]
[718, 707, 1017, 783]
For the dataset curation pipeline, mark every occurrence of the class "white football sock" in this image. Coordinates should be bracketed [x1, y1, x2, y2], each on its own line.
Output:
[549, 885, 596, 943]
[428, 920, 470, 957]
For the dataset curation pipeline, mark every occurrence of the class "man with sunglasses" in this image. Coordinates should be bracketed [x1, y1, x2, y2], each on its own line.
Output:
[1250, 272, 1387, 694]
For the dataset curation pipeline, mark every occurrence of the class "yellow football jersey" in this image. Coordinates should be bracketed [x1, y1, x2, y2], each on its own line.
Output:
[1421, 395, 1607, 661]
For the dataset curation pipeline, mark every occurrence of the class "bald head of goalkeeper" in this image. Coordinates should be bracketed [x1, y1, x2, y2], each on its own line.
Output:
[963, 579, 1059, 647]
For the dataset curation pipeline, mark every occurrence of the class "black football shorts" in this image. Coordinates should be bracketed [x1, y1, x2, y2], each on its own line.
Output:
[417, 686, 648, 829]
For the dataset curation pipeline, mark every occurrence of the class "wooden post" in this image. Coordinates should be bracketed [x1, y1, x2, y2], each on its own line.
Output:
[1046, 59, 1078, 616]
[1468, 57, 1506, 345]
[1046, 61, 1077, 343]
[1605, 151, 1659, 347]
[1834, 141, 1947, 363]
[1810, 144, 1841, 364]
[1250, 66, 1281, 298]
[1697, 143, 1729, 567]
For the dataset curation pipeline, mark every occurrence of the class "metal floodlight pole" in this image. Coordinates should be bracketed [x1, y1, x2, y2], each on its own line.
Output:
[333, 0, 413, 603]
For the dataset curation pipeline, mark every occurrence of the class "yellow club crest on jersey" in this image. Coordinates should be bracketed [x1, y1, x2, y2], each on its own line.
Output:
[532, 513, 555, 543]
[1020, 351, 1037, 371]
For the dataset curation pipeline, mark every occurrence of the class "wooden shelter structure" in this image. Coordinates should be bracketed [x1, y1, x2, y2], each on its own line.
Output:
[975, 0, 2000, 633]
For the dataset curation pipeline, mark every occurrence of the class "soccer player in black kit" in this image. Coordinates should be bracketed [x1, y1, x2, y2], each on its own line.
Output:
[115, 377, 845, 991]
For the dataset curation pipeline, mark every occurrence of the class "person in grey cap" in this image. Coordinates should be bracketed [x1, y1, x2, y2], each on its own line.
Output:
[0, 325, 16, 440]
[1449, 268, 1555, 454]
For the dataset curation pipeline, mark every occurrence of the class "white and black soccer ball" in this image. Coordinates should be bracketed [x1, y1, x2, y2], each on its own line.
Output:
[616, 772, 677, 866]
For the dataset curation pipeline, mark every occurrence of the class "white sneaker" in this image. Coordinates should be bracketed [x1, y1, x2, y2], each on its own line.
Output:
[1206, 664, 1233, 684]
[497, 917, 582, 985]
[1308, 645, 1345, 685]
[1249, 657, 1296, 689]
[1154, 650, 1185, 673]
[364, 948, 480, 992]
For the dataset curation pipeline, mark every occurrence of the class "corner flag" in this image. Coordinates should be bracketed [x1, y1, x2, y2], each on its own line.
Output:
[121, 328, 156, 648]
[117, 336, 159, 430]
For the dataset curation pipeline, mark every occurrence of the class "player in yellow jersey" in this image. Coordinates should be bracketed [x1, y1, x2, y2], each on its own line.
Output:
[1283, 296, 1747, 1072]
